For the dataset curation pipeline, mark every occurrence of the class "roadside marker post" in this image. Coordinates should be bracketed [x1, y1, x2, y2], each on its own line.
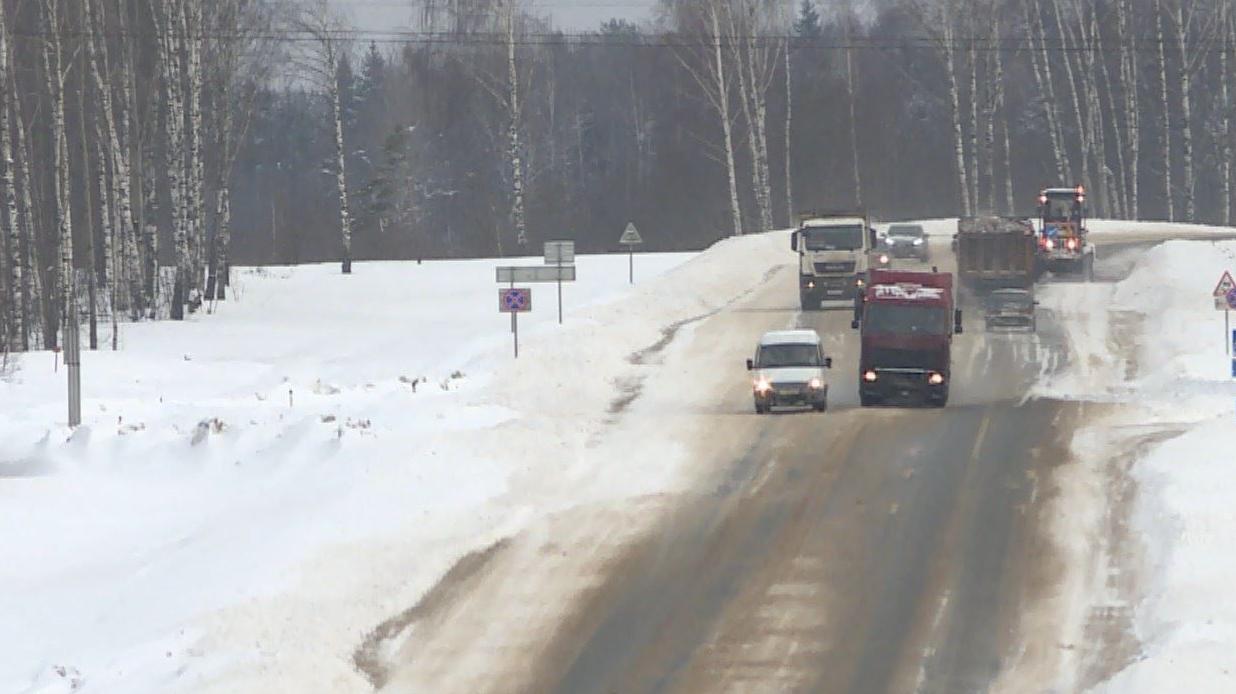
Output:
[543, 241, 575, 325]
[65, 305, 82, 428]
[499, 287, 532, 358]
[619, 222, 644, 284]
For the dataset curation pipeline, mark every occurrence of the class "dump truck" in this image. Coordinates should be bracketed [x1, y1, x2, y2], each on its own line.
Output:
[955, 216, 1040, 292]
[852, 268, 963, 407]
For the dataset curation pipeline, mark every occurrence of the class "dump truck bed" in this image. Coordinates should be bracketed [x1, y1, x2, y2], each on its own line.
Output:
[955, 216, 1039, 291]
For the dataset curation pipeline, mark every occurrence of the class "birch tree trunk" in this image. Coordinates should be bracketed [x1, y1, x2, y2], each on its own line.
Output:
[968, 36, 982, 211]
[41, 0, 72, 343]
[991, 9, 1014, 214]
[843, 5, 862, 206]
[0, 0, 23, 350]
[1024, 0, 1070, 183]
[1156, 0, 1174, 220]
[185, 2, 206, 296]
[1050, 0, 1088, 191]
[944, 21, 972, 216]
[711, 7, 742, 236]
[12, 71, 42, 346]
[1172, 1, 1196, 222]
[1222, 2, 1233, 225]
[506, 4, 526, 250]
[332, 68, 354, 271]
[156, 0, 189, 319]
[1118, 0, 1140, 219]
[783, 31, 793, 224]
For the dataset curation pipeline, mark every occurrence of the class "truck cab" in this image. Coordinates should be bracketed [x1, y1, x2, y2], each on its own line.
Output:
[746, 330, 833, 414]
[852, 269, 963, 407]
[1036, 186, 1095, 279]
[791, 212, 877, 310]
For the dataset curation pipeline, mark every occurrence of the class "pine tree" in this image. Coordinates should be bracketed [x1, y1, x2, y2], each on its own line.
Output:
[793, 0, 821, 38]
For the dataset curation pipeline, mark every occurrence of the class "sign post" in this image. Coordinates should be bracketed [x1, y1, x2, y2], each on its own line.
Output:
[619, 222, 644, 284]
[499, 287, 532, 358]
[65, 305, 81, 428]
[544, 241, 575, 325]
[1213, 271, 1236, 356]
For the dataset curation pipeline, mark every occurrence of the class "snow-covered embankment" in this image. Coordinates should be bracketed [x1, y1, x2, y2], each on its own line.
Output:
[0, 232, 788, 693]
[1034, 238, 1236, 690]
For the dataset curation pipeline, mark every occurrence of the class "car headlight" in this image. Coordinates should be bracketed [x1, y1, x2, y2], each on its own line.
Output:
[754, 378, 772, 393]
[863, 370, 878, 382]
[1044, 238, 1056, 250]
[928, 372, 945, 385]
[808, 377, 823, 390]
[879, 254, 890, 264]
[913, 238, 924, 246]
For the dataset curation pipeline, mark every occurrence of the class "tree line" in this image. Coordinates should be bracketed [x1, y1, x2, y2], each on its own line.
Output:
[2, 0, 1236, 355]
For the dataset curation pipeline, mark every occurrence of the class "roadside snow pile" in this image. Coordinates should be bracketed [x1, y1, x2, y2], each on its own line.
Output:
[0, 242, 805, 694]
[1035, 239, 1236, 691]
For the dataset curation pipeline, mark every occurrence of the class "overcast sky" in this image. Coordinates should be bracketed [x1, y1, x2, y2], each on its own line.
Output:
[333, 0, 659, 33]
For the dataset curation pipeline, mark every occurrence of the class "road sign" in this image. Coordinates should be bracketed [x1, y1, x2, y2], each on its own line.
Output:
[619, 222, 643, 245]
[496, 265, 576, 283]
[544, 240, 575, 265]
[1214, 271, 1236, 297]
[499, 287, 532, 313]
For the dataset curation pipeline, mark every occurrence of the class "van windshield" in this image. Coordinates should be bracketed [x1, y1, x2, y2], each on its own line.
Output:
[758, 344, 822, 368]
[802, 226, 865, 251]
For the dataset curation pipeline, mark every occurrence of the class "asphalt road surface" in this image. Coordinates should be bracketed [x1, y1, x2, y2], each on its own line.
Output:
[378, 235, 1154, 694]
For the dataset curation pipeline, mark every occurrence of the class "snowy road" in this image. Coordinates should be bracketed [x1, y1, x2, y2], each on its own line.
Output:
[376, 237, 1100, 693]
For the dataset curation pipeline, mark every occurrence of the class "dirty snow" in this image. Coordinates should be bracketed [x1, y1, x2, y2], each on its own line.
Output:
[1034, 237, 1236, 691]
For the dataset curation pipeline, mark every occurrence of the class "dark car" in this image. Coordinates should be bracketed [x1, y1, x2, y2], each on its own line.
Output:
[883, 224, 930, 261]
[985, 289, 1037, 331]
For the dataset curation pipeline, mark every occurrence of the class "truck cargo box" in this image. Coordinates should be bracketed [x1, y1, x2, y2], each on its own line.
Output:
[955, 216, 1039, 291]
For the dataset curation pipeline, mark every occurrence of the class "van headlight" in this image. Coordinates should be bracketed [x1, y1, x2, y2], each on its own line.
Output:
[808, 378, 823, 390]
[863, 370, 878, 382]
[913, 238, 924, 246]
[754, 378, 773, 394]
[928, 372, 945, 385]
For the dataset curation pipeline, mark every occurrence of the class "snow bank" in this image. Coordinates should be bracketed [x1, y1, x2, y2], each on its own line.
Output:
[0, 240, 803, 694]
[1034, 239, 1236, 691]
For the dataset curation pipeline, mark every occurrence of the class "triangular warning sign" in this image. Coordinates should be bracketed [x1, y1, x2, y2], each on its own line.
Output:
[619, 222, 643, 245]
[1213, 270, 1235, 297]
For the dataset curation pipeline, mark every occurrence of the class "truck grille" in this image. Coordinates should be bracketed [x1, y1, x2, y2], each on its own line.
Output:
[814, 261, 856, 274]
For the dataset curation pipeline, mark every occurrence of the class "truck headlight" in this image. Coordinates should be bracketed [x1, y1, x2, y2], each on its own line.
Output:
[928, 372, 945, 385]
[754, 378, 773, 393]
[863, 370, 878, 382]
[808, 377, 823, 390]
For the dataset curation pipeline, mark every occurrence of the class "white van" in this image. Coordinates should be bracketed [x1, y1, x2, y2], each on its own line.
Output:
[745, 330, 832, 414]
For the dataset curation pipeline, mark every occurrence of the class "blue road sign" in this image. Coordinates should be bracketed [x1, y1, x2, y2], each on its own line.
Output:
[499, 287, 532, 313]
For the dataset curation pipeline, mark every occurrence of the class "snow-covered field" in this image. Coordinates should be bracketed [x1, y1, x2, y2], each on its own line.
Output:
[1, 244, 806, 694]
[1034, 238, 1236, 690]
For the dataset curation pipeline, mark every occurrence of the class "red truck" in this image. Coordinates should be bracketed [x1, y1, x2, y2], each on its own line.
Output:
[852, 268, 963, 407]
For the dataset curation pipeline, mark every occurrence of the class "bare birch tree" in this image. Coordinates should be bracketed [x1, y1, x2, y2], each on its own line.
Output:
[674, 2, 743, 236]
[0, 0, 23, 349]
[294, 0, 355, 272]
[41, 0, 72, 342]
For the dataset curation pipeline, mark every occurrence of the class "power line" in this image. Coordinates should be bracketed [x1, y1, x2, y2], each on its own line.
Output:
[10, 28, 1236, 54]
